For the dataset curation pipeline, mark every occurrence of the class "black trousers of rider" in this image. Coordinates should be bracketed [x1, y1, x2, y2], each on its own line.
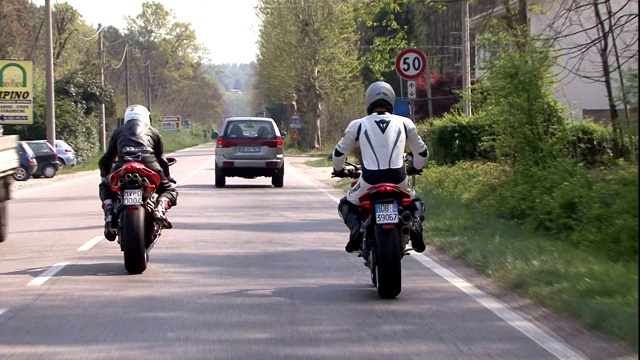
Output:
[99, 160, 178, 207]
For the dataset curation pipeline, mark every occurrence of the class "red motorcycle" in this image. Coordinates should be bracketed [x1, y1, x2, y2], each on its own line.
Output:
[334, 159, 415, 299]
[108, 157, 176, 274]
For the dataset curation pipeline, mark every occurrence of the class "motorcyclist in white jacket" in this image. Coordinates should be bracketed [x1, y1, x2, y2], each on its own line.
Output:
[332, 81, 429, 253]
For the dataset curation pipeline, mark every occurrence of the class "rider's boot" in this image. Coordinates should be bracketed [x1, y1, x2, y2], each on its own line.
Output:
[102, 200, 117, 241]
[154, 197, 173, 229]
[338, 197, 363, 253]
[410, 198, 426, 253]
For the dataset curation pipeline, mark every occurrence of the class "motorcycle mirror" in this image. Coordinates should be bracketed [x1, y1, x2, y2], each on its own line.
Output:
[166, 157, 177, 166]
[210, 130, 219, 140]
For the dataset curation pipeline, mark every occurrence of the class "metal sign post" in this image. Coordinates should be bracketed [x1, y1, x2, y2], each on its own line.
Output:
[396, 48, 427, 189]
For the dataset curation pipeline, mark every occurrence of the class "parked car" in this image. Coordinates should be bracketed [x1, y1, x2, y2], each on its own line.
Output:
[14, 142, 38, 181]
[24, 141, 60, 178]
[55, 139, 77, 167]
[214, 117, 285, 188]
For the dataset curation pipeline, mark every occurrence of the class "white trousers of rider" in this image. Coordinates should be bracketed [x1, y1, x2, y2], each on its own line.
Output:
[346, 177, 416, 205]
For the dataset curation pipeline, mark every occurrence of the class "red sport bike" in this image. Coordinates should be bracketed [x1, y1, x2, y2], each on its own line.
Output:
[109, 157, 176, 274]
[333, 156, 416, 299]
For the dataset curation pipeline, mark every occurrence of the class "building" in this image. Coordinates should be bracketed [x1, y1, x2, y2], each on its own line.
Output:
[470, 0, 638, 122]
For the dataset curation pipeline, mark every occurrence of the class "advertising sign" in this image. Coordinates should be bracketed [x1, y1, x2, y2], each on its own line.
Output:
[0, 60, 34, 125]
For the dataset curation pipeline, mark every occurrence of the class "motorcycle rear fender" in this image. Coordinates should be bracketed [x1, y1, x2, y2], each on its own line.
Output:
[110, 162, 161, 192]
[359, 183, 412, 214]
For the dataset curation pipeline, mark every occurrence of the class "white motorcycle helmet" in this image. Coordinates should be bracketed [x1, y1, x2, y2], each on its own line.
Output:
[123, 104, 151, 126]
[365, 81, 396, 115]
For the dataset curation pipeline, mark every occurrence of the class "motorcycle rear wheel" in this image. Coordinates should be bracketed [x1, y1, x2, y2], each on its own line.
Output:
[122, 206, 148, 274]
[374, 226, 402, 299]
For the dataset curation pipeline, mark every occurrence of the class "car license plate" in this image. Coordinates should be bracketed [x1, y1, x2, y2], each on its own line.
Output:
[238, 146, 261, 153]
[123, 189, 143, 205]
[375, 203, 398, 224]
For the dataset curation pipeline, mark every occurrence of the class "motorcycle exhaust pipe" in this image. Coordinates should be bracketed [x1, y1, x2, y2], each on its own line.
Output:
[400, 211, 412, 225]
[131, 173, 141, 181]
[117, 178, 125, 185]
[400, 225, 411, 238]
[125, 173, 133, 181]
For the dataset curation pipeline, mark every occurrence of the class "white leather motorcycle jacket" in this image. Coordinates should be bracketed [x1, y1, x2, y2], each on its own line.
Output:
[332, 112, 428, 185]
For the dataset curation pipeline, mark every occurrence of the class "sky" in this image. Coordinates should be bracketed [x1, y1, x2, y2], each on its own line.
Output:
[33, 0, 261, 64]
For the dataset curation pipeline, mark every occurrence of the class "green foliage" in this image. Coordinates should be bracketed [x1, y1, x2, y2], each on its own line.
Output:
[563, 120, 617, 167]
[422, 160, 639, 263]
[53, 99, 99, 163]
[475, 32, 567, 166]
[420, 113, 496, 165]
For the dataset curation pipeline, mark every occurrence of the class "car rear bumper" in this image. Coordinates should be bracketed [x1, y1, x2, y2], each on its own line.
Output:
[59, 154, 77, 166]
[216, 157, 284, 178]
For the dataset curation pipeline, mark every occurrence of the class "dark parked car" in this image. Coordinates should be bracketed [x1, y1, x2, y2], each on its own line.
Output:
[14, 142, 38, 181]
[25, 140, 60, 178]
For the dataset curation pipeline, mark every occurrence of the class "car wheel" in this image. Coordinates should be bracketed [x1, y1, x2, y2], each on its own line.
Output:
[13, 166, 30, 181]
[42, 164, 57, 178]
[215, 170, 226, 188]
[58, 157, 66, 168]
[272, 172, 284, 188]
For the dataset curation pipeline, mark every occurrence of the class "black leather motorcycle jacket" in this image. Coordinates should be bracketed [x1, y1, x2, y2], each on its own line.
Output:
[98, 119, 169, 178]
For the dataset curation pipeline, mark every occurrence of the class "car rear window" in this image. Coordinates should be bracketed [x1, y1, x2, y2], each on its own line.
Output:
[224, 121, 276, 140]
[27, 142, 54, 155]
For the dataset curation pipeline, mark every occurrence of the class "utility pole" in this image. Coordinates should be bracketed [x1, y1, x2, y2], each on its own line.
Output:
[146, 59, 151, 111]
[125, 45, 130, 106]
[45, 0, 55, 147]
[97, 23, 106, 152]
[462, 0, 472, 117]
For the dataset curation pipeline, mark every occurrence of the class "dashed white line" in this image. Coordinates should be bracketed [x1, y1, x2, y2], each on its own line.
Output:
[26, 262, 69, 287]
[289, 162, 585, 360]
[176, 156, 216, 186]
[78, 236, 104, 251]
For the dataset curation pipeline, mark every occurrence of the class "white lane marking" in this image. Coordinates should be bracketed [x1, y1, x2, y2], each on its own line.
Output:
[290, 162, 585, 360]
[26, 262, 69, 287]
[176, 156, 216, 186]
[78, 236, 104, 251]
[0, 308, 7, 317]
[412, 255, 585, 360]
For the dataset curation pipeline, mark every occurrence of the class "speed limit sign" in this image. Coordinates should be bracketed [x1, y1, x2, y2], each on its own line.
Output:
[395, 48, 427, 80]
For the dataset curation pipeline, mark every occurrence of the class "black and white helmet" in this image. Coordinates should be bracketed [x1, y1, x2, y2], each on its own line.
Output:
[365, 81, 395, 114]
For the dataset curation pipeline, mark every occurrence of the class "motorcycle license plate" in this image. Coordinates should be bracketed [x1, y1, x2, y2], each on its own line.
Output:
[375, 203, 398, 224]
[123, 189, 143, 205]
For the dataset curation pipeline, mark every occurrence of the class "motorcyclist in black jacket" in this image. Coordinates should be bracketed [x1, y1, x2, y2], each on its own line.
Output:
[98, 104, 178, 241]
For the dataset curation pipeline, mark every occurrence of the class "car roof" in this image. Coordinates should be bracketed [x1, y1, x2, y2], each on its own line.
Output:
[225, 117, 276, 122]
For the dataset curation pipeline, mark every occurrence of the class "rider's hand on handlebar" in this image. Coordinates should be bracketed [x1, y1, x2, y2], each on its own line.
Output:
[406, 165, 423, 176]
[168, 176, 177, 184]
[332, 168, 359, 178]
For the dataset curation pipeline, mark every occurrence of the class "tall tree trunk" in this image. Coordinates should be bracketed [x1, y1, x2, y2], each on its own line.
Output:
[593, 0, 623, 158]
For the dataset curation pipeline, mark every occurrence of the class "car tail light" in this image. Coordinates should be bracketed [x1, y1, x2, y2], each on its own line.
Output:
[64, 149, 72, 153]
[222, 161, 234, 167]
[265, 136, 283, 148]
[277, 136, 283, 147]
[266, 161, 279, 167]
[217, 136, 224, 147]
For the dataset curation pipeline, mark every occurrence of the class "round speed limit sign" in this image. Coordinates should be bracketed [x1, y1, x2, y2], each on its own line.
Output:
[395, 48, 427, 80]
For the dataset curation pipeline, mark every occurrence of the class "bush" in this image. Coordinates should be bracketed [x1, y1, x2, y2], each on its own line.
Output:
[420, 113, 495, 165]
[564, 120, 616, 168]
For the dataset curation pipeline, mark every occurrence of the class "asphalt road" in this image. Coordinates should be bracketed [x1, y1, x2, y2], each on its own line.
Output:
[0, 143, 616, 359]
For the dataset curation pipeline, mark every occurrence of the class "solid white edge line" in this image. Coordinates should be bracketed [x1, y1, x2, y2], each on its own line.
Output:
[78, 236, 104, 251]
[289, 161, 585, 360]
[26, 262, 69, 287]
[0, 308, 7, 316]
[412, 254, 586, 360]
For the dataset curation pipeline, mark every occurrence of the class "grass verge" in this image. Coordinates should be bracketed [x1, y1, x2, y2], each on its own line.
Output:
[422, 190, 638, 349]
[60, 130, 208, 175]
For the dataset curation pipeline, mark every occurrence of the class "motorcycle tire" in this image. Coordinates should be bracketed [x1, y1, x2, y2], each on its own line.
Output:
[122, 206, 148, 274]
[374, 225, 402, 299]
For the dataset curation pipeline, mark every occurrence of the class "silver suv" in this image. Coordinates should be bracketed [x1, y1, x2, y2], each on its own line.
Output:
[214, 117, 285, 188]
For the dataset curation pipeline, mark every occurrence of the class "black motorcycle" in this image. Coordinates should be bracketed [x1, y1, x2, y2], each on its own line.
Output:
[108, 157, 176, 274]
[333, 157, 417, 299]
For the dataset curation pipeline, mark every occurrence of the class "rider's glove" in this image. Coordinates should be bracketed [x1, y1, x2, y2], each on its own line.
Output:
[332, 168, 358, 178]
[168, 176, 177, 184]
[406, 165, 423, 176]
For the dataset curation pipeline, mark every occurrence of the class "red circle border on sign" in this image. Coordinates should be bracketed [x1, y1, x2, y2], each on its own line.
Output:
[395, 48, 427, 80]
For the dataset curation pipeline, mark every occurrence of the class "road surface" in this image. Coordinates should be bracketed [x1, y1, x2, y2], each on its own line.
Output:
[0, 144, 632, 359]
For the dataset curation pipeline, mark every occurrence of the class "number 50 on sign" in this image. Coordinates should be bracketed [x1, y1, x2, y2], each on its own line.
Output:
[395, 48, 427, 80]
